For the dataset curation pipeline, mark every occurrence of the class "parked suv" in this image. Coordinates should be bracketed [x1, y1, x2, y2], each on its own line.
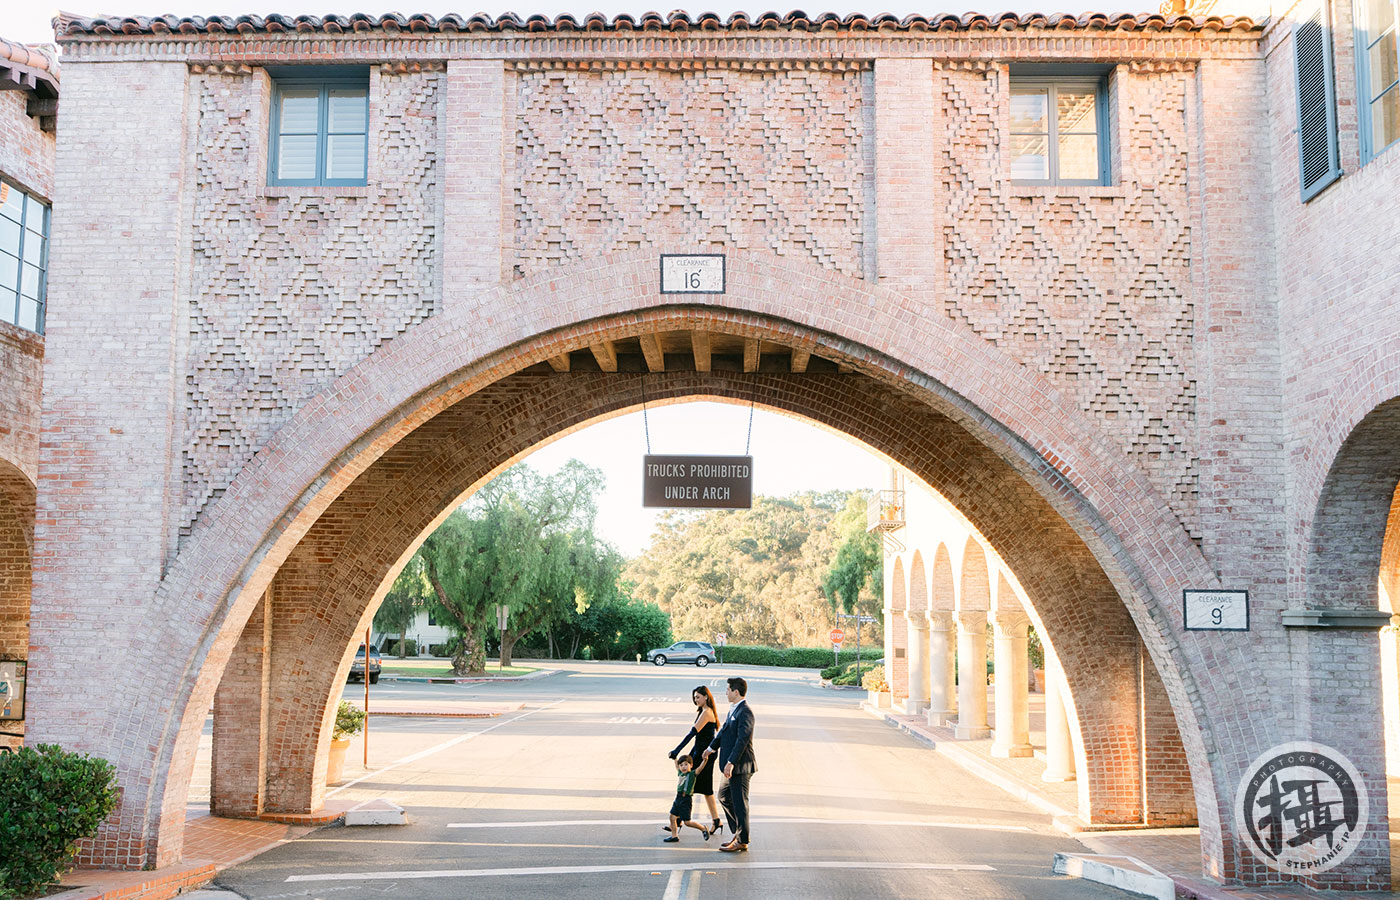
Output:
[646, 641, 716, 667]
[349, 644, 381, 684]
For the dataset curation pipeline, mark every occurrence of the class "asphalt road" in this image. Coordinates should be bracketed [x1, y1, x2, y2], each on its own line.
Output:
[207, 661, 1136, 900]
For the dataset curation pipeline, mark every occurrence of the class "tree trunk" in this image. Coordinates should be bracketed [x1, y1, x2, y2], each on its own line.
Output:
[547, 626, 555, 660]
[399, 629, 407, 659]
[499, 631, 519, 669]
[451, 625, 489, 676]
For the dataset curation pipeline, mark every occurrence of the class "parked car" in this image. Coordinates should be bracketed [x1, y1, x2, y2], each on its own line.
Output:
[646, 641, 716, 667]
[348, 644, 381, 684]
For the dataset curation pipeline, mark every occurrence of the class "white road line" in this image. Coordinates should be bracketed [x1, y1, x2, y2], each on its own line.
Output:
[286, 860, 996, 883]
[685, 870, 702, 900]
[661, 868, 684, 900]
[326, 699, 563, 798]
[445, 817, 1031, 833]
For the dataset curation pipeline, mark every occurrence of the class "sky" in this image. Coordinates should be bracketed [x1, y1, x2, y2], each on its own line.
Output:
[6, 0, 1107, 46]
[523, 401, 891, 557]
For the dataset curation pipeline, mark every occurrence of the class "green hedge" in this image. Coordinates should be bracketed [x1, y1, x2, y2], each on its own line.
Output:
[0, 744, 119, 900]
[717, 645, 883, 669]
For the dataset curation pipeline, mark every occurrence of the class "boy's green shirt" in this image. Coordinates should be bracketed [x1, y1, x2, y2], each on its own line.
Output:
[676, 769, 697, 796]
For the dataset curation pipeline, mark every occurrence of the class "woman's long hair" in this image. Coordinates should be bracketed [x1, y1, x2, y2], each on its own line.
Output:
[693, 685, 718, 719]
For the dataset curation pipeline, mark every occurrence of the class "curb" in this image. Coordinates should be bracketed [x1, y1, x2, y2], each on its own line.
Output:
[1052, 853, 1174, 900]
[378, 668, 562, 684]
[818, 679, 864, 691]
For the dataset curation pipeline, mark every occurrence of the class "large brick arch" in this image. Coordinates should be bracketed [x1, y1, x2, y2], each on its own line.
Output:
[75, 253, 1234, 869]
[207, 371, 1191, 836]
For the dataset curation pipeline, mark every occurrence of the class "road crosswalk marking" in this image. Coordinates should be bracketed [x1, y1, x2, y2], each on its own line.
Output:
[285, 860, 997, 883]
[443, 816, 1032, 833]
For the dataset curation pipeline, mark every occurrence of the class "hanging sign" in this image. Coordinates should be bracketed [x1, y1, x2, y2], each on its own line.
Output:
[1183, 590, 1249, 631]
[643, 455, 752, 509]
[660, 254, 725, 294]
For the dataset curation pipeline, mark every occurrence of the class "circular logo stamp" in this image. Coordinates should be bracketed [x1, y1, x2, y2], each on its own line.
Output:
[1235, 742, 1368, 874]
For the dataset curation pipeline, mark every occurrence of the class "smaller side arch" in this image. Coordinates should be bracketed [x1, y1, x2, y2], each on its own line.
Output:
[931, 544, 956, 612]
[908, 551, 928, 613]
[888, 557, 908, 698]
[958, 538, 991, 613]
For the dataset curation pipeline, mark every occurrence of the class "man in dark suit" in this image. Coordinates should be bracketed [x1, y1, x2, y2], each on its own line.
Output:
[702, 676, 756, 851]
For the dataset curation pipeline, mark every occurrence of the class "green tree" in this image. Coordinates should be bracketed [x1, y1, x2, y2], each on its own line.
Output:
[416, 461, 616, 674]
[374, 556, 429, 657]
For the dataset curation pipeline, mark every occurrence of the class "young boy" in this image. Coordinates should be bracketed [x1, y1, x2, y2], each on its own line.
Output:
[664, 755, 712, 843]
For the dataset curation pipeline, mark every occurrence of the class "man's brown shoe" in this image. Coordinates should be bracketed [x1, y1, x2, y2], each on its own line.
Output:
[719, 841, 748, 852]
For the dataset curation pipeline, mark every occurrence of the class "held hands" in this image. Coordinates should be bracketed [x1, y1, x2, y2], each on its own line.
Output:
[723, 762, 734, 777]
[667, 750, 678, 760]
[701, 747, 714, 759]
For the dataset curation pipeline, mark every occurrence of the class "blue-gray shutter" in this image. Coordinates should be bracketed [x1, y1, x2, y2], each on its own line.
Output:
[1294, 0, 1342, 201]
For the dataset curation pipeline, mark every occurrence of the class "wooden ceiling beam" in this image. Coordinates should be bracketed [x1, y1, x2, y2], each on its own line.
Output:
[790, 348, 811, 374]
[589, 341, 618, 373]
[743, 338, 760, 373]
[639, 332, 665, 373]
[546, 353, 571, 373]
[691, 331, 711, 373]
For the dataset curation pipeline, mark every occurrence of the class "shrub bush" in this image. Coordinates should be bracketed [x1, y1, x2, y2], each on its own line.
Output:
[819, 665, 841, 680]
[717, 644, 883, 669]
[382, 638, 417, 657]
[861, 665, 889, 692]
[0, 744, 119, 900]
[333, 701, 366, 741]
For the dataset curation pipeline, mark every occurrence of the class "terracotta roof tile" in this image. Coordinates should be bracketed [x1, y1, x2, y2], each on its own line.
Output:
[54, 9, 1262, 37]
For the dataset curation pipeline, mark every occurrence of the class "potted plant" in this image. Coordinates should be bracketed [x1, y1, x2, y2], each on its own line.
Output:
[862, 664, 891, 708]
[327, 700, 366, 785]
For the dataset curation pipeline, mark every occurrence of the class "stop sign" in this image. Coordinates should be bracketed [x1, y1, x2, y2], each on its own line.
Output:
[830, 628, 845, 645]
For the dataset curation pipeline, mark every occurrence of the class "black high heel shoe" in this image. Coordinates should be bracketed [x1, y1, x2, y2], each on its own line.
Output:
[711, 818, 723, 837]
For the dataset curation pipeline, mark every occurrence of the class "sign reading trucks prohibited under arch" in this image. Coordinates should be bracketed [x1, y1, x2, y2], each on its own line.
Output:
[643, 455, 752, 509]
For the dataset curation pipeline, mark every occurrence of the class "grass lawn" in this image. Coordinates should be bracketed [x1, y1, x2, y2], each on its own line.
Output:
[378, 658, 536, 678]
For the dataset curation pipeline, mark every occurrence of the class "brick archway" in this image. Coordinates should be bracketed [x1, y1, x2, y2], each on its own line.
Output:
[0, 460, 33, 748]
[37, 253, 1231, 871]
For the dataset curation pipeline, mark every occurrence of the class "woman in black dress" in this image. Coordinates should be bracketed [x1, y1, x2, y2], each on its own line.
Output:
[668, 685, 722, 835]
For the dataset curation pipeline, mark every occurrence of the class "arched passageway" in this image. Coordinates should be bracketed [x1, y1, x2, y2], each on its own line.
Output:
[31, 259, 1239, 876]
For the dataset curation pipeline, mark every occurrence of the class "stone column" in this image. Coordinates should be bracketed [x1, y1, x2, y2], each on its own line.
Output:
[1042, 648, 1076, 782]
[991, 612, 1033, 758]
[954, 611, 990, 739]
[927, 611, 957, 726]
[904, 612, 930, 715]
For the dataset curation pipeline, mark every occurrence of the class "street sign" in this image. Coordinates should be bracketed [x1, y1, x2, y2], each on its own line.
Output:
[1183, 590, 1249, 631]
[829, 628, 845, 646]
[660, 254, 725, 294]
[715, 633, 727, 646]
[496, 604, 510, 632]
[643, 455, 753, 509]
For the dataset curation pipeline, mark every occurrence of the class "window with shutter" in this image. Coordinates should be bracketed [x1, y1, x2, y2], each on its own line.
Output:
[267, 68, 370, 187]
[1295, 1, 1342, 200]
[1357, 0, 1400, 161]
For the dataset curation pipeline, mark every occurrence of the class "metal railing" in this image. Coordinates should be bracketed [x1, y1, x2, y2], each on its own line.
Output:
[866, 489, 905, 532]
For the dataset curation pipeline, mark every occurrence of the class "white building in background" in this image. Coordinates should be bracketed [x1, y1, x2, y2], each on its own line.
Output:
[371, 609, 457, 655]
[872, 466, 1080, 783]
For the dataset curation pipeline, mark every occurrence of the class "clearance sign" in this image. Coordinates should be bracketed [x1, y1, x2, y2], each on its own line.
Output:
[643, 455, 753, 509]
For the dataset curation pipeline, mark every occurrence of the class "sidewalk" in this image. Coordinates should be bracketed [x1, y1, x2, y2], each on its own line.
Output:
[52, 810, 320, 900]
[865, 701, 1400, 899]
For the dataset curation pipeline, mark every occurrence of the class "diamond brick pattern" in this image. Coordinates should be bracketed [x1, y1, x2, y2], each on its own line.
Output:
[183, 71, 442, 539]
[512, 66, 868, 280]
[941, 69, 1199, 539]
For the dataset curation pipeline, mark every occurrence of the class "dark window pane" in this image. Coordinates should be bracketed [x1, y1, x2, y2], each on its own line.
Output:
[278, 89, 320, 134]
[327, 89, 368, 133]
[277, 134, 319, 180]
